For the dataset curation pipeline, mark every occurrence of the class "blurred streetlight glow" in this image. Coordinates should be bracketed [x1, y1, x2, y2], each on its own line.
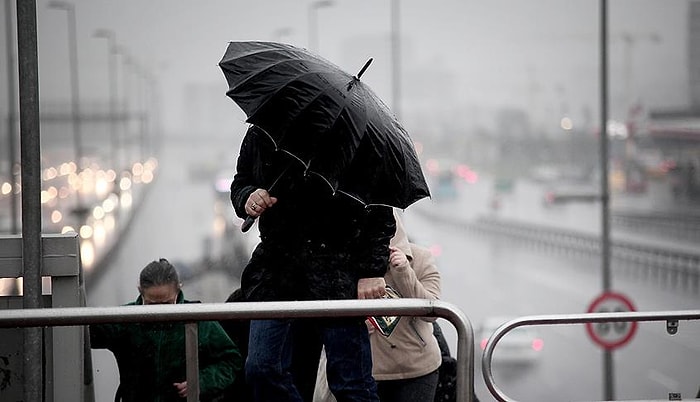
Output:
[51, 210, 63, 224]
[92, 206, 105, 220]
[560, 116, 574, 130]
[79, 224, 93, 239]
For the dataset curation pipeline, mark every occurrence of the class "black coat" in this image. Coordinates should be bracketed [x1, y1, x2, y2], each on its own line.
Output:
[230, 126, 396, 301]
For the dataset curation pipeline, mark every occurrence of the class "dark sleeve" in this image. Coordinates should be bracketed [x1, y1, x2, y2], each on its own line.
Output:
[198, 321, 243, 400]
[355, 206, 395, 278]
[230, 127, 259, 219]
[89, 323, 124, 350]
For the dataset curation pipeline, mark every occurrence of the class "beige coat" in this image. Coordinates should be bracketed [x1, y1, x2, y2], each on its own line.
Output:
[370, 215, 442, 380]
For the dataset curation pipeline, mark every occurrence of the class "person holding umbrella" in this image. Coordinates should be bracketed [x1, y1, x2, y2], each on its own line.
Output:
[230, 124, 395, 402]
[221, 41, 430, 402]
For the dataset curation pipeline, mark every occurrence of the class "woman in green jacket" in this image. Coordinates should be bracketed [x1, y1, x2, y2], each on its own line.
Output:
[90, 258, 242, 402]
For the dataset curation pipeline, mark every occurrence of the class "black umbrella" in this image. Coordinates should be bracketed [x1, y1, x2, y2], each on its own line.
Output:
[219, 41, 430, 231]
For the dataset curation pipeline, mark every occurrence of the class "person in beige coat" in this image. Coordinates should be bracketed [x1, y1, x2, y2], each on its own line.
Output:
[314, 212, 442, 402]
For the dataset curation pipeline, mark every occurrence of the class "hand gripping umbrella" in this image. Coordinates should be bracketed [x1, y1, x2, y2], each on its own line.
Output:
[219, 41, 430, 231]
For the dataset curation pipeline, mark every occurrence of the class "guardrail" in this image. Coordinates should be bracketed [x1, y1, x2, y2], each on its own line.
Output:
[0, 298, 475, 402]
[482, 310, 700, 402]
[472, 217, 700, 294]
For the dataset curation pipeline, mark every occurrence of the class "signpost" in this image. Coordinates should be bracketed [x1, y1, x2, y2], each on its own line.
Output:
[586, 291, 638, 350]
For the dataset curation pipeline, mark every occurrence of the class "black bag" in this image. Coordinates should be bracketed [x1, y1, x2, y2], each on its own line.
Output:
[433, 322, 457, 402]
[432, 322, 478, 402]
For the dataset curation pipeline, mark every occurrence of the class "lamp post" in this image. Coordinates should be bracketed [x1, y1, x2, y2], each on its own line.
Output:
[4, 0, 18, 234]
[390, 0, 401, 121]
[92, 29, 120, 173]
[48, 0, 88, 219]
[308, 0, 333, 53]
[119, 48, 139, 168]
[273, 27, 293, 42]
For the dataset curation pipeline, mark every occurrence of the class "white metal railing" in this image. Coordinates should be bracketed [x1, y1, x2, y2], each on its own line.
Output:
[0, 298, 475, 402]
[482, 310, 700, 402]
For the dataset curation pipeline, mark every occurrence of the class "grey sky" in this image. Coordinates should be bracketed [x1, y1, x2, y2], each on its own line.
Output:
[0, 0, 691, 137]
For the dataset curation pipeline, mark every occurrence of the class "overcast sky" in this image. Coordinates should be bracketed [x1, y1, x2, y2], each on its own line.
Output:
[0, 0, 691, 136]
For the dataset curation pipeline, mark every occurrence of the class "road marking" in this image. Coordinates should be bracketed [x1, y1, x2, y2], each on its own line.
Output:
[647, 368, 679, 391]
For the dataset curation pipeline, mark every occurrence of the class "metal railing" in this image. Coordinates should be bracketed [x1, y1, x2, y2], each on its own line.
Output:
[482, 310, 700, 402]
[0, 298, 475, 402]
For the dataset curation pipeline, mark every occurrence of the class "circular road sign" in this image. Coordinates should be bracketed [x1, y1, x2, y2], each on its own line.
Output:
[585, 291, 638, 350]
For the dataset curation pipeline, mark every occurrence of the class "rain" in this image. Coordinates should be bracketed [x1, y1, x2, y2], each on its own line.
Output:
[0, 1, 698, 401]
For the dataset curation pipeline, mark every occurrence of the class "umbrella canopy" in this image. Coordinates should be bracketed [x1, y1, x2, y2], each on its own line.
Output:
[219, 40, 430, 210]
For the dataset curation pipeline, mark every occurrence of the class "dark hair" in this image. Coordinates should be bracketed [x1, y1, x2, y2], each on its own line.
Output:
[139, 258, 179, 289]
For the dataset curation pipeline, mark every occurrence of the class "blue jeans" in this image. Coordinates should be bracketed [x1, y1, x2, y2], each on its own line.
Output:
[246, 318, 379, 402]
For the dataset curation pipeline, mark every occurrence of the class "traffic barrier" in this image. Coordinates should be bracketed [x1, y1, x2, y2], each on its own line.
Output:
[481, 310, 700, 402]
[471, 217, 700, 295]
[0, 298, 476, 402]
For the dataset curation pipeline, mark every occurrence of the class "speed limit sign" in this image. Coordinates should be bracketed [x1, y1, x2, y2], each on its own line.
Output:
[585, 291, 638, 350]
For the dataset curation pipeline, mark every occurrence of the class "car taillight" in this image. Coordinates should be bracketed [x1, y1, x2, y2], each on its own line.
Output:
[480, 338, 488, 350]
[544, 192, 555, 204]
[531, 338, 544, 351]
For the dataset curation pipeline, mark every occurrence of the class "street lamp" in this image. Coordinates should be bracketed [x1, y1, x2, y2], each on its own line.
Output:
[273, 27, 293, 43]
[390, 0, 401, 120]
[92, 28, 120, 172]
[308, 0, 333, 53]
[47, 0, 88, 218]
[119, 48, 139, 168]
[4, 0, 19, 234]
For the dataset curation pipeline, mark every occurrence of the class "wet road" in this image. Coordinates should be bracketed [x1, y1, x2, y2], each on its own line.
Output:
[402, 178, 700, 401]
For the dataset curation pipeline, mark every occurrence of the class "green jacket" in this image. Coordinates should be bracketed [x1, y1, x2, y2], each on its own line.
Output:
[90, 291, 242, 402]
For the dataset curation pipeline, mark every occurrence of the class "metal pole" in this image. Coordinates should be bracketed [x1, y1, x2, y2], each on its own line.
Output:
[16, 0, 44, 401]
[390, 0, 401, 121]
[93, 30, 119, 171]
[185, 323, 200, 402]
[308, 1, 332, 53]
[5, 0, 19, 234]
[599, 1, 614, 400]
[120, 50, 137, 170]
[308, 5, 317, 52]
[48, 1, 86, 219]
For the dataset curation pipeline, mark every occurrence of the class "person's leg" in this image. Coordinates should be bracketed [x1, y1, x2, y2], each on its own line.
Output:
[291, 319, 324, 402]
[376, 370, 439, 402]
[322, 318, 379, 402]
[246, 319, 303, 402]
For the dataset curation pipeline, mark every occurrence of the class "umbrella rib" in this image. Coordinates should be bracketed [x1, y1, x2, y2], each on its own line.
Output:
[335, 190, 394, 209]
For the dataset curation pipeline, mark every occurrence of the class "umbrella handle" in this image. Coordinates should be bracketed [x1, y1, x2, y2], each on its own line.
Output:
[241, 215, 256, 232]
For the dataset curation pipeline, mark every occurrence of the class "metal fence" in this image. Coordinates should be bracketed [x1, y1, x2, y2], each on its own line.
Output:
[481, 310, 700, 402]
[0, 298, 476, 402]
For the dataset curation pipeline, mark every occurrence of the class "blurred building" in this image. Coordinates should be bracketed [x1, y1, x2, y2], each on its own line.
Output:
[691, 0, 700, 108]
[640, 0, 700, 201]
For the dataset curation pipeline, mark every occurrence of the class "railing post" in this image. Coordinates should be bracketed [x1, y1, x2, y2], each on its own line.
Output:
[185, 323, 199, 402]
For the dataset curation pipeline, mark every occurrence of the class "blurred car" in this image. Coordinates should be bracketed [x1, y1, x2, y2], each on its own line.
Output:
[543, 183, 600, 206]
[424, 158, 478, 200]
[433, 170, 458, 199]
[478, 317, 544, 366]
